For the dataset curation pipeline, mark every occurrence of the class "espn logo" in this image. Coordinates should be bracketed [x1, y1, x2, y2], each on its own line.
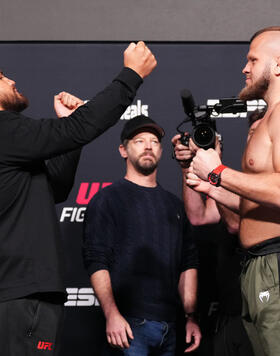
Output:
[65, 288, 100, 307]
[37, 341, 53, 350]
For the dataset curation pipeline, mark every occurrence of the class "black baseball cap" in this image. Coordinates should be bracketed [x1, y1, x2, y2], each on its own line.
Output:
[120, 115, 165, 142]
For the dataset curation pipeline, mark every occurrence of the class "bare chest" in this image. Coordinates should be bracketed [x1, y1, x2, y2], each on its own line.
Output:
[242, 123, 272, 173]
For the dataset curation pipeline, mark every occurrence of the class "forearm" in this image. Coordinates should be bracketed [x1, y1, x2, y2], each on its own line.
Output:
[221, 168, 280, 209]
[90, 270, 120, 319]
[207, 184, 241, 213]
[216, 203, 240, 234]
[184, 186, 220, 226]
[47, 149, 82, 203]
[7, 68, 142, 163]
[73, 68, 142, 142]
[178, 269, 198, 314]
[183, 169, 204, 224]
[182, 169, 220, 225]
[179, 269, 201, 353]
[91, 269, 133, 349]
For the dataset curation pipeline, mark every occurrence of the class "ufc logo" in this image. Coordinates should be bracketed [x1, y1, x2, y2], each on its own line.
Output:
[37, 341, 53, 350]
[76, 182, 112, 205]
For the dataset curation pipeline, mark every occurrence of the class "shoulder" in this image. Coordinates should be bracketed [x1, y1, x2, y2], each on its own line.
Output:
[159, 186, 184, 209]
[0, 111, 27, 123]
[268, 104, 280, 137]
[0, 112, 51, 134]
[159, 185, 181, 201]
[158, 188, 191, 224]
[86, 180, 124, 210]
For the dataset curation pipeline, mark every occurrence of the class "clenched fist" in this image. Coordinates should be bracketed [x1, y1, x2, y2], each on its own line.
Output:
[192, 148, 222, 181]
[124, 41, 157, 78]
[54, 91, 84, 118]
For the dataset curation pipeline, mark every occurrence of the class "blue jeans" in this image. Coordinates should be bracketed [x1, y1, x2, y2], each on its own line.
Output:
[102, 317, 176, 356]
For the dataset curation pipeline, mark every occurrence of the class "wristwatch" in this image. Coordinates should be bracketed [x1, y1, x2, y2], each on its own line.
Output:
[207, 164, 227, 187]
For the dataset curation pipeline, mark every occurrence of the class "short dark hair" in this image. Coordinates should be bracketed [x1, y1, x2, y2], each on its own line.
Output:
[250, 26, 280, 43]
[122, 139, 129, 148]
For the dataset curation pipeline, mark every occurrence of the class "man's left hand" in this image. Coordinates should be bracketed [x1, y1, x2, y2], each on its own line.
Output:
[192, 148, 222, 181]
[184, 317, 201, 353]
[54, 91, 84, 118]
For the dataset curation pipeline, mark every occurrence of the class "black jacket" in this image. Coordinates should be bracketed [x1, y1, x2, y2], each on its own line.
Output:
[0, 67, 142, 301]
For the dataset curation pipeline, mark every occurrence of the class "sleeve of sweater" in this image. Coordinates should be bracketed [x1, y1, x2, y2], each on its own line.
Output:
[181, 210, 199, 272]
[82, 190, 116, 277]
[46, 148, 82, 204]
[2, 68, 142, 164]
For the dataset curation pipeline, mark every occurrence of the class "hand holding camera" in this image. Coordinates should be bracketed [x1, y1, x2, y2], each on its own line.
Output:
[172, 133, 199, 169]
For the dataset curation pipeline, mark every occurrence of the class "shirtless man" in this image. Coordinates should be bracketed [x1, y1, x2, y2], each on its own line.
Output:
[184, 27, 280, 356]
[171, 112, 263, 356]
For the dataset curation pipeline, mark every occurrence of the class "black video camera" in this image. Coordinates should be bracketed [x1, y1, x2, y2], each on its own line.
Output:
[179, 118, 217, 149]
[178, 89, 247, 150]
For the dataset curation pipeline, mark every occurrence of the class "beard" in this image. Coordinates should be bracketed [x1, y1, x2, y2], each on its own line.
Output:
[1, 91, 29, 112]
[239, 69, 270, 101]
[132, 153, 159, 176]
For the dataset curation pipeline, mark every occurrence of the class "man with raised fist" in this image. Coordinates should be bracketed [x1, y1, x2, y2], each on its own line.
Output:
[0, 41, 157, 356]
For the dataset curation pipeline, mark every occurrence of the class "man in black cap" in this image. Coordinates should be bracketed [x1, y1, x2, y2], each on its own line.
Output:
[83, 115, 201, 356]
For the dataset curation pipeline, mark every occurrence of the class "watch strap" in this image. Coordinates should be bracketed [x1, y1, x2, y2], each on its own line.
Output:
[212, 164, 227, 175]
[208, 164, 227, 186]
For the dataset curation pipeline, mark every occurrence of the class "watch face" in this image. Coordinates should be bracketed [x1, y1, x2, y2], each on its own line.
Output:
[211, 173, 219, 183]
[208, 172, 220, 186]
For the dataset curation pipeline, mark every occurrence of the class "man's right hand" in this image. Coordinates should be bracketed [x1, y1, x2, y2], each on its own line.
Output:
[106, 311, 134, 349]
[172, 134, 198, 169]
[124, 41, 157, 78]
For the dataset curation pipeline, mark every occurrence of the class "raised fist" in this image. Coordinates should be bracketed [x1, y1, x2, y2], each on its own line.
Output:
[124, 41, 157, 78]
[54, 91, 84, 118]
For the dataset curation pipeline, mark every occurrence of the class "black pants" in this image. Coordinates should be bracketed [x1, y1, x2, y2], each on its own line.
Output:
[0, 293, 64, 356]
[214, 315, 254, 356]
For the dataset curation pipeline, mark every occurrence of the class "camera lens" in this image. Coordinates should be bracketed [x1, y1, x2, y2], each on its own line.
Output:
[193, 124, 215, 149]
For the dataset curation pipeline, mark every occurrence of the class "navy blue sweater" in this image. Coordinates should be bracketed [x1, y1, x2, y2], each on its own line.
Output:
[83, 179, 198, 321]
